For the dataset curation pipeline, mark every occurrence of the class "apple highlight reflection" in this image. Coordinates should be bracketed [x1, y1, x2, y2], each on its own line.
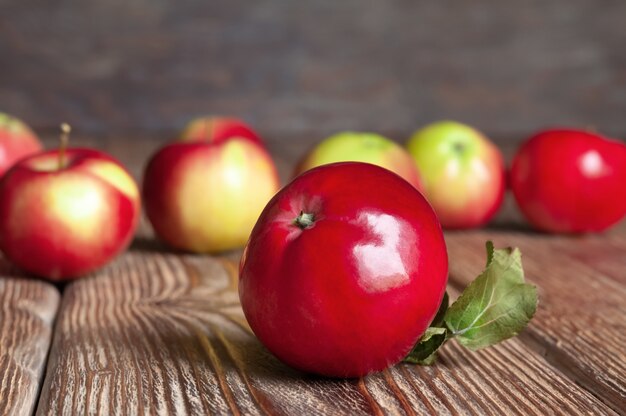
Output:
[353, 212, 415, 293]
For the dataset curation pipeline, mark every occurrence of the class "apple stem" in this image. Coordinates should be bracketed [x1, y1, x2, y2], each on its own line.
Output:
[59, 123, 71, 170]
[453, 142, 465, 153]
[294, 211, 315, 229]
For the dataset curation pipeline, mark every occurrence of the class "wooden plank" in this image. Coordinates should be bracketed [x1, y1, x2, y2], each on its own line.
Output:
[445, 224, 626, 413]
[36, 242, 616, 415]
[0, 265, 60, 415]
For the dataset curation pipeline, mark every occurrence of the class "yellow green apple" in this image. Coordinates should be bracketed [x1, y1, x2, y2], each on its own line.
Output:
[406, 121, 505, 229]
[295, 132, 423, 191]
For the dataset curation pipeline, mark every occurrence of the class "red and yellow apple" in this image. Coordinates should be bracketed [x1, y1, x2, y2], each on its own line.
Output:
[179, 116, 263, 145]
[0, 112, 43, 177]
[143, 136, 280, 253]
[406, 121, 505, 229]
[295, 132, 424, 191]
[0, 147, 141, 280]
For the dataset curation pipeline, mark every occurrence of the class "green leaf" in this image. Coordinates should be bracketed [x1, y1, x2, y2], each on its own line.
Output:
[403, 293, 450, 365]
[444, 242, 538, 350]
[431, 292, 449, 328]
[403, 327, 448, 365]
[485, 240, 495, 266]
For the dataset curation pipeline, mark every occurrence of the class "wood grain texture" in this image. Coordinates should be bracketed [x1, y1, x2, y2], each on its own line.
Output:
[0, 265, 60, 416]
[2, 1, 626, 140]
[35, 236, 619, 415]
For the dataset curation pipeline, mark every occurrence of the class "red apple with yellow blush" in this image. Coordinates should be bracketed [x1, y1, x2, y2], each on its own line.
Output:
[0, 112, 43, 177]
[143, 131, 280, 253]
[179, 116, 263, 145]
[0, 125, 141, 280]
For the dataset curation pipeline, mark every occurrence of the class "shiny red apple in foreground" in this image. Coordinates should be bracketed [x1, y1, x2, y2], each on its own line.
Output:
[0, 112, 43, 177]
[510, 129, 626, 233]
[0, 144, 141, 280]
[239, 162, 448, 377]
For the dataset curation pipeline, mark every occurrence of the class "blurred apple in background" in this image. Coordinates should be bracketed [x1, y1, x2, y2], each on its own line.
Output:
[179, 116, 263, 145]
[0, 125, 141, 280]
[0, 112, 43, 177]
[143, 133, 280, 253]
[295, 132, 424, 191]
[406, 121, 505, 229]
[510, 128, 626, 233]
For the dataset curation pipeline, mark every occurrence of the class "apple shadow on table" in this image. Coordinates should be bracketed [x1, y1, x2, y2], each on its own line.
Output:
[188, 329, 472, 387]
[137, 317, 355, 389]
[129, 236, 244, 262]
[483, 220, 533, 232]
[129, 235, 174, 254]
[183, 324, 472, 383]
[0, 256, 73, 292]
[475, 220, 587, 237]
[441, 220, 548, 236]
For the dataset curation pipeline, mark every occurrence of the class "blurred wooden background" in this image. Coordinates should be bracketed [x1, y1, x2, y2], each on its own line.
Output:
[1, 0, 625, 142]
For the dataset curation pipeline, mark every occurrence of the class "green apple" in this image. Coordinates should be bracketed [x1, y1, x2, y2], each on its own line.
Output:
[406, 121, 505, 229]
[296, 132, 423, 191]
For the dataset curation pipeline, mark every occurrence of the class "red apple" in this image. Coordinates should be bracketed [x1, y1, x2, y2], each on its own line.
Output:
[406, 121, 505, 229]
[295, 131, 424, 191]
[179, 116, 263, 145]
[510, 129, 626, 233]
[0, 147, 141, 280]
[0, 112, 43, 177]
[143, 136, 280, 253]
[239, 162, 448, 377]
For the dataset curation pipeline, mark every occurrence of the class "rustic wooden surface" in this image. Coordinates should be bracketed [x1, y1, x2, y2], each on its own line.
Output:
[0, 266, 60, 415]
[2, 1, 626, 140]
[35, 237, 621, 415]
[0, 136, 624, 415]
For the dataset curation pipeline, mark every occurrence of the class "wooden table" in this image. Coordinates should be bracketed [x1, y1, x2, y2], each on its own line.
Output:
[1, 137, 624, 415]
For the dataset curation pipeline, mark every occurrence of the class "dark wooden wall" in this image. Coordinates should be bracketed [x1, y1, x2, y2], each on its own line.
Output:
[1, 0, 625, 141]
